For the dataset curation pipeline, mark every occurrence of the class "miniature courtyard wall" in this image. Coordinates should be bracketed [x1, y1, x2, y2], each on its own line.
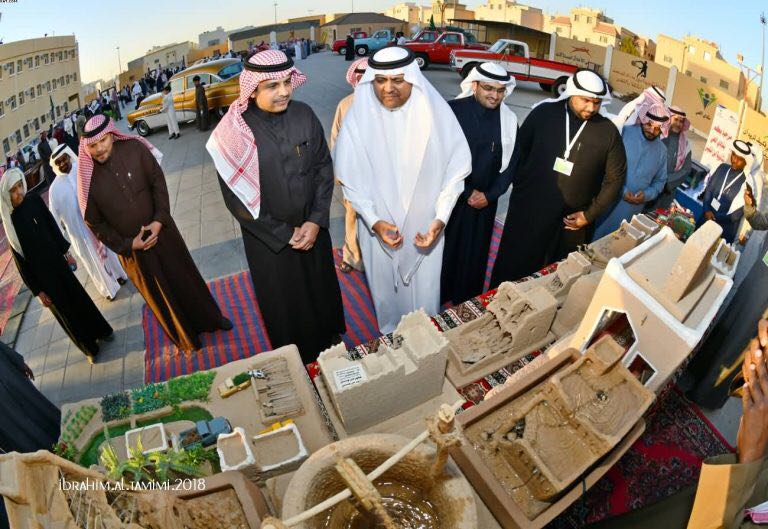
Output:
[317, 309, 448, 433]
[0, 450, 271, 528]
[560, 222, 735, 392]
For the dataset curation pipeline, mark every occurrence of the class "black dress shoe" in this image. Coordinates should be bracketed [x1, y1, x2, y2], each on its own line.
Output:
[219, 317, 233, 331]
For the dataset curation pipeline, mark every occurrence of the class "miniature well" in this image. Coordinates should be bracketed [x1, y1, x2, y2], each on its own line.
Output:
[282, 434, 477, 529]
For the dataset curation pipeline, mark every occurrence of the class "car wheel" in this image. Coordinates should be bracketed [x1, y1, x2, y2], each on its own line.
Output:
[539, 82, 551, 92]
[460, 63, 478, 79]
[216, 106, 228, 118]
[416, 53, 430, 70]
[552, 77, 568, 96]
[338, 47, 346, 56]
[135, 120, 151, 137]
[356, 45, 368, 56]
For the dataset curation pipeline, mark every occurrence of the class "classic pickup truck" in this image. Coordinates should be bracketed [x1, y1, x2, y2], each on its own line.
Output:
[450, 39, 580, 94]
[352, 29, 396, 56]
[332, 31, 368, 55]
[404, 30, 488, 70]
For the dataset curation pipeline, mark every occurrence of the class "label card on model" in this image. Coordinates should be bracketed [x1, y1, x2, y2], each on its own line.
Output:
[333, 365, 368, 390]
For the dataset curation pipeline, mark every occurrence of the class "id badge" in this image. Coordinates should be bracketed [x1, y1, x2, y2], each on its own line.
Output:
[554, 157, 574, 176]
[711, 198, 721, 211]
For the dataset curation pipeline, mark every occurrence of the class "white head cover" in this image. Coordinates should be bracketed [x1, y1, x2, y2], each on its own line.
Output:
[531, 68, 611, 111]
[334, 46, 472, 285]
[726, 140, 759, 214]
[50, 143, 78, 177]
[456, 62, 518, 173]
[0, 168, 27, 257]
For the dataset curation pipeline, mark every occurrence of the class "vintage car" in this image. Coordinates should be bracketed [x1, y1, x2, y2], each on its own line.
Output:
[126, 58, 243, 136]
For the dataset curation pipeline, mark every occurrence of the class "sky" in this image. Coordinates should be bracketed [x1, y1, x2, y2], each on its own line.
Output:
[0, 0, 765, 98]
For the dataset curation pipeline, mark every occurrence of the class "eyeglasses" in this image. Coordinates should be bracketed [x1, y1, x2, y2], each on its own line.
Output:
[477, 84, 506, 95]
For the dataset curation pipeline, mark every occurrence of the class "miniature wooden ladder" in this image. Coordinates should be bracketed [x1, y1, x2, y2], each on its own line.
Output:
[259, 400, 465, 529]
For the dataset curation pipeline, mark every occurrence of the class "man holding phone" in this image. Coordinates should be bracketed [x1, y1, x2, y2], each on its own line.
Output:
[79, 114, 232, 352]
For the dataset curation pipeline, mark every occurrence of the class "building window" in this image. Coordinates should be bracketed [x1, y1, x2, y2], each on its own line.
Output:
[72, 72, 77, 82]
[22, 124, 29, 138]
[720, 79, 729, 89]
[586, 16, 592, 23]
[599, 35, 608, 43]
[56, 105, 61, 118]
[34, 55, 39, 67]
[57, 51, 63, 61]
[688, 45, 696, 54]
[63, 102, 68, 112]
[2, 139, 8, 153]
[703, 51, 712, 61]
[18, 92, 23, 106]
[36, 84, 41, 97]
[33, 118, 38, 130]
[9, 96, 15, 111]
[46, 81, 51, 92]
[14, 130, 21, 144]
[700, 76, 707, 83]
[50, 53, 55, 63]
[41, 114, 46, 124]
[29, 86, 35, 100]
[44, 54, 49, 65]
[66, 75, 70, 85]
[59, 76, 64, 86]
[574, 14, 580, 21]
[52, 79, 57, 90]
[16, 59, 22, 73]
[7, 62, 13, 75]
[0, 102, 4, 118]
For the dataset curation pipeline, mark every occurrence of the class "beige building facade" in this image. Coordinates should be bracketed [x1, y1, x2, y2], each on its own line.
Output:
[473, 0, 544, 31]
[384, 1, 475, 28]
[142, 41, 197, 72]
[655, 34, 754, 104]
[0, 35, 82, 156]
[320, 13, 407, 47]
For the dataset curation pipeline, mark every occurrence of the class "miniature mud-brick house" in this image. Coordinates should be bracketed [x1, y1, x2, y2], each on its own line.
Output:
[561, 221, 736, 392]
[317, 309, 448, 433]
[445, 282, 558, 387]
[495, 337, 654, 501]
[588, 214, 661, 266]
[518, 251, 592, 304]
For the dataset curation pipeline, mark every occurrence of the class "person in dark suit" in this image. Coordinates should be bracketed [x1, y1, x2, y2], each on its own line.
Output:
[193, 75, 210, 131]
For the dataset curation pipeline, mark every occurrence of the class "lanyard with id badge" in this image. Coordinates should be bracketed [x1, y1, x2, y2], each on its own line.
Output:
[711, 168, 744, 212]
[554, 104, 588, 176]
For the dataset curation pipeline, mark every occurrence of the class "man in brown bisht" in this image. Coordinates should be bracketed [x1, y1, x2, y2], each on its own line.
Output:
[78, 114, 232, 351]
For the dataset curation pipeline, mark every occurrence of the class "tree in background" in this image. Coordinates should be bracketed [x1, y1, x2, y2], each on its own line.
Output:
[619, 36, 640, 57]
[429, 14, 436, 30]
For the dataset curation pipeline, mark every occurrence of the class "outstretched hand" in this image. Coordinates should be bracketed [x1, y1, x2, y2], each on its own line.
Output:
[738, 319, 768, 464]
[414, 220, 445, 249]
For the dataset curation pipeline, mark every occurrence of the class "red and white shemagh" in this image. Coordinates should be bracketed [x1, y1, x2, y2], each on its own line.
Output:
[669, 105, 691, 172]
[77, 114, 163, 217]
[346, 58, 368, 88]
[206, 50, 306, 219]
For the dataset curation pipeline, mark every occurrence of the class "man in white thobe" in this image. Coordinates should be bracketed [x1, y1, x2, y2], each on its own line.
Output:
[49, 144, 127, 300]
[161, 85, 180, 140]
[334, 46, 472, 333]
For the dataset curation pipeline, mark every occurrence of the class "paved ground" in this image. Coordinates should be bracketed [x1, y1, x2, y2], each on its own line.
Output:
[7, 51, 734, 441]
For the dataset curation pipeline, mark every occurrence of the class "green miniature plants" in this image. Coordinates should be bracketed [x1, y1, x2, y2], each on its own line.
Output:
[166, 371, 216, 404]
[232, 372, 250, 386]
[131, 383, 169, 414]
[100, 392, 131, 422]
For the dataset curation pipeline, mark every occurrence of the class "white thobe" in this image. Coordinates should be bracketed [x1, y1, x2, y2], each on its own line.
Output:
[162, 92, 179, 136]
[341, 98, 470, 333]
[63, 118, 73, 136]
[48, 163, 127, 299]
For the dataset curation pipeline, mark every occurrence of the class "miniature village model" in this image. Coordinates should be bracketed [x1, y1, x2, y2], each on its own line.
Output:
[0, 216, 742, 529]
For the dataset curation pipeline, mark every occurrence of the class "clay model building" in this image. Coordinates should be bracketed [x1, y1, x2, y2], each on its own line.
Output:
[517, 251, 592, 304]
[459, 337, 653, 522]
[550, 271, 604, 338]
[445, 282, 558, 387]
[317, 309, 448, 434]
[250, 356, 305, 422]
[561, 221, 736, 392]
[586, 214, 660, 267]
[0, 450, 271, 529]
